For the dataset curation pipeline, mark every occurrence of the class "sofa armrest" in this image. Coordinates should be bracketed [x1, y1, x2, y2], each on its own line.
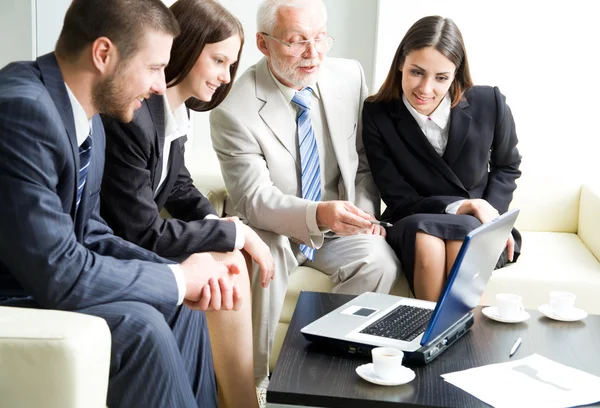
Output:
[202, 187, 228, 218]
[578, 183, 600, 262]
[190, 172, 228, 218]
[0, 306, 111, 408]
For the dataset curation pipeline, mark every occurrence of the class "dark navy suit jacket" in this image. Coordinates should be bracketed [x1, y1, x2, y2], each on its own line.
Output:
[0, 53, 178, 315]
[100, 94, 236, 259]
[363, 86, 522, 222]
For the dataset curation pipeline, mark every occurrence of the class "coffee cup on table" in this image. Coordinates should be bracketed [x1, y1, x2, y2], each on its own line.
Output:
[371, 347, 404, 380]
[549, 291, 576, 317]
[495, 293, 524, 319]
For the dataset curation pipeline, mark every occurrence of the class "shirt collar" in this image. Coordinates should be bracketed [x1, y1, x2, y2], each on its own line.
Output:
[267, 64, 321, 103]
[163, 94, 189, 140]
[64, 83, 92, 146]
[402, 93, 451, 130]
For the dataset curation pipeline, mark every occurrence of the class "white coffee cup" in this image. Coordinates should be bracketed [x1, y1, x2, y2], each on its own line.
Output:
[549, 291, 576, 317]
[371, 347, 404, 379]
[496, 293, 524, 319]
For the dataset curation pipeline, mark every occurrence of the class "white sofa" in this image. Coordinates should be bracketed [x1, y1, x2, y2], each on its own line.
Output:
[0, 306, 111, 408]
[1, 172, 599, 405]
[483, 179, 600, 313]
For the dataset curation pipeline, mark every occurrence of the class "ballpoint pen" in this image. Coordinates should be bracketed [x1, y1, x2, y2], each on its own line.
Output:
[369, 220, 393, 228]
[509, 337, 522, 358]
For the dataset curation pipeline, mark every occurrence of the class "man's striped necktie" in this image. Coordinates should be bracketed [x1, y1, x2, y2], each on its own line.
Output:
[292, 87, 321, 261]
[76, 134, 93, 213]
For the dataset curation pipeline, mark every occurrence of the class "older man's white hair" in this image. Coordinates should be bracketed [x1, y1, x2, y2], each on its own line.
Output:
[257, 0, 327, 34]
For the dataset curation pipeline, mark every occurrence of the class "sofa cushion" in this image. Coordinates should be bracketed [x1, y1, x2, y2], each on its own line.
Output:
[510, 177, 580, 233]
[483, 231, 600, 314]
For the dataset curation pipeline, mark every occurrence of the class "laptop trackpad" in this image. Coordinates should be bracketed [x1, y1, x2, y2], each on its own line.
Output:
[340, 305, 380, 318]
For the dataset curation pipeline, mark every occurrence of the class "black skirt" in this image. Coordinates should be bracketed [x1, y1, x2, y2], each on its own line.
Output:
[386, 213, 520, 294]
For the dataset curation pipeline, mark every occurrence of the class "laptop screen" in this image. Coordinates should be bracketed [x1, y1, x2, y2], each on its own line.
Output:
[420, 209, 519, 345]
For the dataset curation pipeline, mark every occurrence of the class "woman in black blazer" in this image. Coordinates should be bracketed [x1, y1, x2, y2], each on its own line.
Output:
[363, 16, 522, 301]
[101, 1, 273, 407]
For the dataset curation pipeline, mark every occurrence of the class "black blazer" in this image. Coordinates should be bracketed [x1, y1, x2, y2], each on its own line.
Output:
[0, 54, 178, 314]
[363, 86, 522, 223]
[101, 94, 236, 259]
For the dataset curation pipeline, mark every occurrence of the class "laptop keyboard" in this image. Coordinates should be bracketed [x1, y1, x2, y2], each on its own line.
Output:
[359, 304, 433, 342]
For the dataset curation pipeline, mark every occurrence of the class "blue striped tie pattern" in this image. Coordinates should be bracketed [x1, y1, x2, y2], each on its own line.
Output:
[292, 87, 321, 261]
[76, 134, 93, 213]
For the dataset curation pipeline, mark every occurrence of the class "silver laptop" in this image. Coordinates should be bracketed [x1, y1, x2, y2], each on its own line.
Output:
[301, 209, 519, 364]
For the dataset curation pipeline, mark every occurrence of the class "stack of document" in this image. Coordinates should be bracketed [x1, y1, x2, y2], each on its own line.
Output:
[442, 354, 600, 408]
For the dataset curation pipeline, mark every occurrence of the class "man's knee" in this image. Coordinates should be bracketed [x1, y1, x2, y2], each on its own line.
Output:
[343, 237, 400, 290]
[104, 302, 173, 346]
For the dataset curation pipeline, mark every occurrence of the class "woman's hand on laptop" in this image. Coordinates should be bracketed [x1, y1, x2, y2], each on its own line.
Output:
[457, 199, 499, 224]
[458, 199, 514, 261]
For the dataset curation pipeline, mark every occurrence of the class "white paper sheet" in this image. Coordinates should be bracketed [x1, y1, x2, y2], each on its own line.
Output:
[441, 354, 600, 408]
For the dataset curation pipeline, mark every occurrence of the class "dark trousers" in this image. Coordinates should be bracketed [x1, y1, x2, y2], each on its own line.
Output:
[1, 298, 217, 408]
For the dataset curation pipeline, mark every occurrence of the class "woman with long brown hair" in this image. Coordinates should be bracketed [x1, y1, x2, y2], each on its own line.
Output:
[363, 16, 522, 302]
[100, 1, 272, 407]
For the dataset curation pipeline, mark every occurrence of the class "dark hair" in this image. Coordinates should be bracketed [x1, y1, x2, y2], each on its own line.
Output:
[368, 16, 473, 108]
[166, 0, 244, 112]
[55, 0, 179, 63]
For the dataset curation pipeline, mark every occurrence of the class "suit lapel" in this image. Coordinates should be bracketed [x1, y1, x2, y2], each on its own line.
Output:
[147, 95, 166, 192]
[442, 99, 471, 168]
[317, 63, 351, 189]
[396, 99, 467, 192]
[37, 53, 80, 217]
[396, 99, 446, 167]
[256, 58, 298, 165]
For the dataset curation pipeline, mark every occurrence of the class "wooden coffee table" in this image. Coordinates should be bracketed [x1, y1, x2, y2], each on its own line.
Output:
[267, 291, 600, 407]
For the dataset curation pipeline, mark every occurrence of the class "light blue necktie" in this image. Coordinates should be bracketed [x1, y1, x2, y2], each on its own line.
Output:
[292, 87, 321, 261]
[76, 134, 93, 213]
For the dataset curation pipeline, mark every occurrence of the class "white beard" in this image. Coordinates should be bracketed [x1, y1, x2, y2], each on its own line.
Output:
[270, 56, 321, 88]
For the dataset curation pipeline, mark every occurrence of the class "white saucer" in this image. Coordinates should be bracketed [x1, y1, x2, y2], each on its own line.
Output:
[355, 363, 415, 386]
[482, 306, 530, 323]
[538, 304, 588, 322]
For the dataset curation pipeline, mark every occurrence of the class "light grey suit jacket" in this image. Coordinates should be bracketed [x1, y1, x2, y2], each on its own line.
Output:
[210, 57, 379, 246]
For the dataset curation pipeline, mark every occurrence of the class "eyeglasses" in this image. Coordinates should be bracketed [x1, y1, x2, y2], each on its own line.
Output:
[261, 32, 335, 57]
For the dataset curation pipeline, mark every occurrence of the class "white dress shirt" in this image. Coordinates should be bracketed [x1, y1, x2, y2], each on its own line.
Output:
[402, 94, 465, 214]
[268, 68, 340, 249]
[65, 84, 92, 146]
[65, 84, 185, 305]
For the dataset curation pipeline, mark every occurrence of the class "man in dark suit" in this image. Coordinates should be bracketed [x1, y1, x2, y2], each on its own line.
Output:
[0, 1, 240, 407]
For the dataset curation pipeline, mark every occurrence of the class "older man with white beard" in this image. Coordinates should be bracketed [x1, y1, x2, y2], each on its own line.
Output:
[210, 0, 401, 390]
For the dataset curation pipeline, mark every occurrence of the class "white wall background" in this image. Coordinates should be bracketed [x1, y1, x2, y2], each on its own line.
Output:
[376, 0, 600, 193]
[0, 0, 36, 68]
[35, 0, 73, 55]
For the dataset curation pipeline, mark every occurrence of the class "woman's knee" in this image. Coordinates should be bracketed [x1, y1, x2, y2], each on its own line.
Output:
[415, 232, 444, 253]
[209, 250, 251, 285]
[210, 250, 247, 270]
